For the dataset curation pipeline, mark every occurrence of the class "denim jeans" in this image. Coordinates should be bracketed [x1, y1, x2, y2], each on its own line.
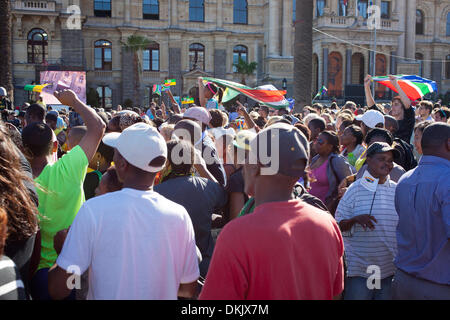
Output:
[344, 275, 394, 300]
[30, 268, 76, 300]
[392, 268, 450, 300]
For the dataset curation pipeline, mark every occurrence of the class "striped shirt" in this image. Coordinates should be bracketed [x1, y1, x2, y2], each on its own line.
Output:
[0, 256, 26, 300]
[335, 176, 399, 279]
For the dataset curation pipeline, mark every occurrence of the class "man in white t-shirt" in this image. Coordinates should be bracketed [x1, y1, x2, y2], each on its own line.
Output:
[335, 142, 400, 300]
[48, 123, 200, 300]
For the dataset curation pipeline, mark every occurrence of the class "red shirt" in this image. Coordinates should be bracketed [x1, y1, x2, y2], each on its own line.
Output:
[199, 200, 344, 300]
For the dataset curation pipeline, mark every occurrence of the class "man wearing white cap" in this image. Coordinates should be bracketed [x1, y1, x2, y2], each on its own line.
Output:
[48, 123, 200, 300]
[356, 110, 385, 138]
[0, 87, 12, 122]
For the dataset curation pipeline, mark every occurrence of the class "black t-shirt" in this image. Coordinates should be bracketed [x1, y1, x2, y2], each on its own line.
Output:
[155, 175, 227, 278]
[201, 135, 226, 187]
[395, 107, 415, 143]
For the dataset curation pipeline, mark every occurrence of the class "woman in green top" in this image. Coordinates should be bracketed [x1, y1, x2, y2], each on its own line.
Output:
[340, 125, 365, 167]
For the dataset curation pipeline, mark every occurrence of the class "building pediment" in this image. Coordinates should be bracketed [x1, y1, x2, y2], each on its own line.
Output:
[183, 68, 211, 79]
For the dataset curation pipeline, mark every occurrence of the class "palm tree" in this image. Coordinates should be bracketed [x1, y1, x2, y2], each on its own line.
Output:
[0, 0, 12, 99]
[233, 58, 257, 85]
[122, 35, 151, 105]
[293, 0, 314, 112]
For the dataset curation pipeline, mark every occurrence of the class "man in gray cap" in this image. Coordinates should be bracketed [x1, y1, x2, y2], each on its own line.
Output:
[336, 142, 400, 300]
[200, 123, 344, 300]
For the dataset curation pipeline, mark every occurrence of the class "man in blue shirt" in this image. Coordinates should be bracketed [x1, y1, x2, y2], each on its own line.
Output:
[393, 122, 450, 299]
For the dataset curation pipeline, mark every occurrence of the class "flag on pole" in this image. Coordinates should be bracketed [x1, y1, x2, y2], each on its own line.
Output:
[152, 84, 161, 96]
[164, 79, 176, 86]
[182, 97, 194, 104]
[371, 75, 437, 101]
[24, 84, 50, 92]
[202, 77, 289, 109]
[313, 85, 328, 100]
[161, 84, 171, 92]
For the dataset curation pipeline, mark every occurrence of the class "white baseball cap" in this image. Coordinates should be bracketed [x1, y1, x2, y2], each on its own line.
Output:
[0, 87, 6, 96]
[103, 122, 167, 173]
[356, 110, 385, 129]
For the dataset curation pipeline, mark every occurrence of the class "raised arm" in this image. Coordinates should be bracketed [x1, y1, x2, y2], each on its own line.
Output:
[364, 74, 376, 108]
[389, 75, 411, 109]
[166, 89, 181, 114]
[197, 77, 207, 108]
[54, 89, 106, 161]
[236, 101, 258, 131]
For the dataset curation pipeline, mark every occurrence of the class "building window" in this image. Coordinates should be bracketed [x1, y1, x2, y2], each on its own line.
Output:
[416, 10, 424, 35]
[97, 86, 112, 109]
[27, 28, 48, 64]
[94, 0, 111, 17]
[446, 12, 450, 36]
[316, 0, 326, 17]
[358, 0, 368, 19]
[338, 0, 347, 17]
[189, 43, 205, 71]
[143, 0, 159, 20]
[143, 43, 159, 71]
[189, 0, 204, 22]
[234, 0, 248, 24]
[380, 1, 390, 19]
[233, 45, 248, 73]
[446, 55, 450, 79]
[94, 40, 112, 70]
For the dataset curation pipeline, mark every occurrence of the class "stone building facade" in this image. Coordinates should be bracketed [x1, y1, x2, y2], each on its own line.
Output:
[10, 0, 450, 107]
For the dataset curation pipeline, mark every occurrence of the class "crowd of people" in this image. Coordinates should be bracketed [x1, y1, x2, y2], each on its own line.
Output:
[0, 74, 448, 300]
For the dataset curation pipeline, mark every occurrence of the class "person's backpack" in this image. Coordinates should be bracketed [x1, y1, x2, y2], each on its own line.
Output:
[393, 138, 417, 172]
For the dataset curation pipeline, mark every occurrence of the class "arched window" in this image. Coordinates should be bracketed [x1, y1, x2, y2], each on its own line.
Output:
[189, 0, 204, 22]
[416, 10, 424, 35]
[143, 42, 160, 71]
[380, 1, 390, 19]
[94, 40, 112, 70]
[446, 12, 450, 36]
[27, 28, 48, 64]
[234, 0, 247, 24]
[143, 0, 159, 20]
[94, 0, 111, 17]
[446, 55, 450, 79]
[189, 43, 205, 70]
[233, 45, 248, 73]
[316, 0, 326, 17]
[97, 86, 112, 109]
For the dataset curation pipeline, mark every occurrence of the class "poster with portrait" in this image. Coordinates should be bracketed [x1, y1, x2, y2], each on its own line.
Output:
[39, 71, 86, 104]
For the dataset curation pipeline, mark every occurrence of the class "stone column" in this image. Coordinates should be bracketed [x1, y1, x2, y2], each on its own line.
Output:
[282, 0, 292, 57]
[390, 51, 397, 74]
[396, 0, 406, 60]
[323, 48, 329, 87]
[217, 0, 223, 29]
[346, 48, 352, 85]
[171, 0, 178, 27]
[268, 0, 280, 56]
[404, 0, 416, 60]
[168, 33, 182, 96]
[125, 0, 131, 23]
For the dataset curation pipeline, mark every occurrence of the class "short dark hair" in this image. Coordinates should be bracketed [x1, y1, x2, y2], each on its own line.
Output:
[22, 122, 54, 157]
[25, 104, 46, 124]
[345, 125, 364, 146]
[421, 122, 450, 152]
[209, 109, 224, 128]
[365, 128, 393, 146]
[321, 130, 340, 154]
[97, 140, 115, 163]
[294, 123, 311, 141]
[414, 120, 433, 134]
[166, 140, 194, 175]
[420, 101, 433, 114]
[45, 113, 58, 123]
[308, 118, 326, 132]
